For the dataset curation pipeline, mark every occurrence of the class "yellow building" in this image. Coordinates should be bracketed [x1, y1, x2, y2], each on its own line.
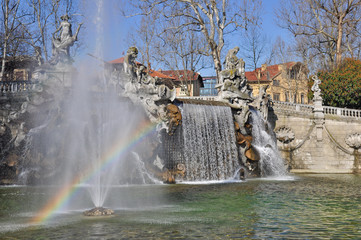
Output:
[246, 62, 309, 104]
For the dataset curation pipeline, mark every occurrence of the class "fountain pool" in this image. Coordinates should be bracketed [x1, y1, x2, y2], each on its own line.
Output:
[1, 174, 360, 239]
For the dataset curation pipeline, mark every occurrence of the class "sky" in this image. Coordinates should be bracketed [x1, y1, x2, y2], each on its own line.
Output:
[77, 0, 293, 76]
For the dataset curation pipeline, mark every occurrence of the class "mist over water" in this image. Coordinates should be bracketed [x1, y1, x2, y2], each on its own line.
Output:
[61, 65, 144, 207]
[22, 0, 152, 209]
[52, 0, 151, 208]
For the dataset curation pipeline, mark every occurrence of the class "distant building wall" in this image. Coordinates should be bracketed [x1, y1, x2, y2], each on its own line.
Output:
[247, 62, 309, 104]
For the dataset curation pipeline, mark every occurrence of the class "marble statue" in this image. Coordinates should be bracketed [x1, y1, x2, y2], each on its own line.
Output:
[50, 14, 83, 64]
[224, 47, 240, 70]
[124, 46, 138, 80]
[120, 47, 176, 129]
[311, 75, 322, 100]
[217, 46, 252, 102]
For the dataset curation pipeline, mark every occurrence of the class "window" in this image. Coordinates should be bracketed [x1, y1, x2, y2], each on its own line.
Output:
[200, 77, 218, 96]
[179, 85, 188, 96]
[273, 80, 280, 86]
[301, 94, 305, 104]
[14, 69, 26, 81]
[273, 93, 280, 101]
[290, 69, 297, 79]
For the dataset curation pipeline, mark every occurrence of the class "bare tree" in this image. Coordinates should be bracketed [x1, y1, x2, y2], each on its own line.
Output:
[240, 26, 268, 71]
[268, 36, 295, 65]
[0, 0, 22, 80]
[151, 8, 211, 95]
[128, 9, 159, 69]
[276, 0, 361, 69]
[124, 0, 262, 83]
[23, 0, 81, 62]
[126, 3, 211, 95]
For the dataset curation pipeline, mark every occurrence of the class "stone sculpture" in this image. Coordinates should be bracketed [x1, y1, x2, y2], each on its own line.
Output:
[34, 46, 44, 66]
[275, 126, 295, 144]
[216, 46, 264, 175]
[345, 133, 361, 149]
[121, 46, 176, 127]
[253, 85, 270, 120]
[217, 47, 252, 103]
[124, 46, 139, 80]
[166, 104, 182, 136]
[50, 14, 83, 65]
[311, 75, 322, 100]
[311, 75, 324, 141]
[224, 47, 241, 70]
[345, 133, 361, 173]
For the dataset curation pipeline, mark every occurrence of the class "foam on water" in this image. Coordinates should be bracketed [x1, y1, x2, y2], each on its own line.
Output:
[250, 109, 288, 177]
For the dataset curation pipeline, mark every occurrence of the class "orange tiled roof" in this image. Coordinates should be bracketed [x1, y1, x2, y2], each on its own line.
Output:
[160, 70, 201, 82]
[148, 69, 175, 79]
[245, 62, 296, 82]
[108, 57, 125, 64]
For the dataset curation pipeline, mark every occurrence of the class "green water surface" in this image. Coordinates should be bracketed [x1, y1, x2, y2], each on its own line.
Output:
[0, 174, 360, 239]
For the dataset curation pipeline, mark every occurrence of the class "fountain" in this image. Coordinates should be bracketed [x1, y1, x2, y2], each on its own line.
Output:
[1, 5, 361, 239]
[250, 109, 288, 177]
[0, 8, 287, 220]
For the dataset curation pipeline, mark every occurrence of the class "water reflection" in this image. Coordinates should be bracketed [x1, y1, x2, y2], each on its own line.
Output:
[0, 174, 360, 239]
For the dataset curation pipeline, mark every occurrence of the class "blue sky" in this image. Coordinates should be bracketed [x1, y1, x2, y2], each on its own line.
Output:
[78, 0, 293, 75]
[262, 0, 292, 43]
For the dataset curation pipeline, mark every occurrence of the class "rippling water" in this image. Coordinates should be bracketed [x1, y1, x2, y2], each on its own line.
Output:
[0, 174, 360, 239]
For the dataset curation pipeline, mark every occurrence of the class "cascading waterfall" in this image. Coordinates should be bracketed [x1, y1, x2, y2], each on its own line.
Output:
[180, 103, 239, 181]
[250, 109, 288, 177]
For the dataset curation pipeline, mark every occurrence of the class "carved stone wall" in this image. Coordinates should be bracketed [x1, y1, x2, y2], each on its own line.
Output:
[274, 110, 361, 173]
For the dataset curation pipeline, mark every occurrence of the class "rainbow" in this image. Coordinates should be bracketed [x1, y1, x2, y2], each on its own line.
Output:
[31, 120, 159, 224]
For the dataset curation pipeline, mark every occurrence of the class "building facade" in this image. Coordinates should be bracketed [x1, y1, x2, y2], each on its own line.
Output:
[246, 62, 309, 104]
[0, 56, 38, 81]
[160, 70, 203, 97]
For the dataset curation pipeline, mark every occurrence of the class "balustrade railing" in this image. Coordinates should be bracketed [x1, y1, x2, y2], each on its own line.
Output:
[177, 96, 218, 101]
[0, 81, 35, 93]
[323, 106, 361, 119]
[272, 100, 360, 119]
[178, 97, 360, 119]
[271, 100, 314, 114]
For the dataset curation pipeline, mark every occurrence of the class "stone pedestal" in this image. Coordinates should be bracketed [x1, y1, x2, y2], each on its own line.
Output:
[313, 98, 324, 142]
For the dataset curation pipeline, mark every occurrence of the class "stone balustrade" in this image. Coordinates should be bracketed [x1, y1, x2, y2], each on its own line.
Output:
[178, 96, 361, 120]
[0, 81, 35, 93]
[177, 96, 218, 101]
[323, 106, 361, 119]
[271, 100, 314, 114]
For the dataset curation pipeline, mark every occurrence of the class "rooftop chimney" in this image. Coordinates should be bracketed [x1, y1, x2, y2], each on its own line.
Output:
[261, 64, 267, 71]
